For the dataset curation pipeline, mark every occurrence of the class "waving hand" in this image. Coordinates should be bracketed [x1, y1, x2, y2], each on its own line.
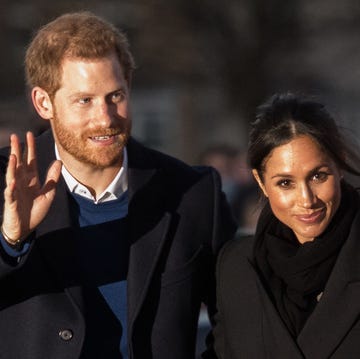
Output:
[1, 132, 62, 245]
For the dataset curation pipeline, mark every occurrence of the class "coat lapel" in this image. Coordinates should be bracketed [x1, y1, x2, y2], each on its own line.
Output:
[125, 139, 173, 334]
[34, 130, 74, 248]
[33, 134, 174, 341]
[297, 211, 360, 358]
[33, 131, 85, 312]
[127, 213, 171, 323]
[34, 131, 75, 276]
[249, 260, 305, 358]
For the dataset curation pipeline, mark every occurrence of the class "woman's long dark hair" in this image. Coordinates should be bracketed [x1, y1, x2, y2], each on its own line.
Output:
[248, 92, 360, 180]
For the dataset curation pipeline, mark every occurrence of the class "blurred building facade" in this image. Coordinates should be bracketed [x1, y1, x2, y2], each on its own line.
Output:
[0, 0, 359, 161]
[0, 2, 359, 356]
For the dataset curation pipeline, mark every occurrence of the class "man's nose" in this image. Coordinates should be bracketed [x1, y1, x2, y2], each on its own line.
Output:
[94, 101, 116, 127]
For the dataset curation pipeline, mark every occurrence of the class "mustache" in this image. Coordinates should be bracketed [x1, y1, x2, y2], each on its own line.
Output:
[84, 127, 128, 137]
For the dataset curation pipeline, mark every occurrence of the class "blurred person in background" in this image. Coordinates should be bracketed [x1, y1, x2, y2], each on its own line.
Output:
[230, 150, 261, 235]
[0, 11, 236, 359]
[199, 145, 259, 234]
[214, 92, 360, 358]
[199, 144, 240, 203]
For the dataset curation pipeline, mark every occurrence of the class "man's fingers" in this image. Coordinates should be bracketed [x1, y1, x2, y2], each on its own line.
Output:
[25, 131, 37, 167]
[10, 132, 37, 169]
[10, 134, 22, 166]
[47, 160, 62, 182]
[5, 154, 17, 188]
[4, 155, 16, 204]
[3, 177, 16, 204]
[41, 160, 62, 199]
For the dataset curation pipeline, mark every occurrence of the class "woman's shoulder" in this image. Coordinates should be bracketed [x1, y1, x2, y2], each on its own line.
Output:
[217, 235, 255, 271]
[220, 234, 254, 255]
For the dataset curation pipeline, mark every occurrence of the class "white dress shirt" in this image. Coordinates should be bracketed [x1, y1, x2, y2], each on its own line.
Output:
[55, 145, 128, 204]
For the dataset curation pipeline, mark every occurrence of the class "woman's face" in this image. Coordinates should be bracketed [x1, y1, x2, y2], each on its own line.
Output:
[253, 135, 342, 243]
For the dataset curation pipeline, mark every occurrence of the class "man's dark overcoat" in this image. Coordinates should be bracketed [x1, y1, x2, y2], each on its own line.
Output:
[0, 130, 236, 359]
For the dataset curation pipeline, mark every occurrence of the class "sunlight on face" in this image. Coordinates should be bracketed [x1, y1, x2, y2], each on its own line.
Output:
[51, 52, 131, 170]
[254, 135, 342, 243]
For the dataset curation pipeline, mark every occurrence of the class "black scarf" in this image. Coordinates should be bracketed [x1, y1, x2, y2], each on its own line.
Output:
[254, 182, 359, 337]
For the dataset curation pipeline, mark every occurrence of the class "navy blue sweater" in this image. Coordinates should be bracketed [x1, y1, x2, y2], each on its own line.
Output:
[70, 191, 129, 359]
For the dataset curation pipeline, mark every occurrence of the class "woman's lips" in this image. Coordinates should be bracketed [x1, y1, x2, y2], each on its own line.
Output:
[295, 208, 326, 224]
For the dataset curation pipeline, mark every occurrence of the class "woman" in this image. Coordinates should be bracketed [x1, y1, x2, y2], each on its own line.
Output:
[213, 93, 360, 359]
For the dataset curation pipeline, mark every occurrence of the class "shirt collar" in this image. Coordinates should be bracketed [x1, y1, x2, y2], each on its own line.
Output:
[55, 145, 128, 204]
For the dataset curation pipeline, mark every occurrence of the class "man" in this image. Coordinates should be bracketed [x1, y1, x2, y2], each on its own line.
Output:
[0, 11, 236, 359]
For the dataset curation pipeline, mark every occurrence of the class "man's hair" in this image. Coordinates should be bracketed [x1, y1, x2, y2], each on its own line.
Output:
[25, 11, 135, 98]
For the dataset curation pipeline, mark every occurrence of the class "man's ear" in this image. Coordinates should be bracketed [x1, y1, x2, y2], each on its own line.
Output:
[31, 87, 54, 120]
[252, 169, 268, 197]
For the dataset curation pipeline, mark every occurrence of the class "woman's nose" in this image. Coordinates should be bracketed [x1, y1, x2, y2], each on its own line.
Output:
[298, 183, 316, 208]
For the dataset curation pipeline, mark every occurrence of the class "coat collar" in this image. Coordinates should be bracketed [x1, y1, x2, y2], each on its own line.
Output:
[297, 209, 360, 358]
[35, 131, 172, 331]
[248, 259, 305, 358]
[35, 131, 154, 202]
[248, 208, 360, 358]
[35, 131, 158, 218]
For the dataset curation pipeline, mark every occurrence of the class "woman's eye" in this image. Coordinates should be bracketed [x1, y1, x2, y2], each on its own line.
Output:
[312, 172, 328, 182]
[277, 179, 292, 188]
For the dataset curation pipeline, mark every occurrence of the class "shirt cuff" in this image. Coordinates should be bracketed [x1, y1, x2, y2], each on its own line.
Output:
[0, 233, 31, 257]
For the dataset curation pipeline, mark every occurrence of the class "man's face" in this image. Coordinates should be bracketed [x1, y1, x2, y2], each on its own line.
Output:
[51, 52, 131, 169]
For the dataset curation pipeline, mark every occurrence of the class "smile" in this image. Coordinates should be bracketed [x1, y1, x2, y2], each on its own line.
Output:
[89, 134, 118, 145]
[91, 135, 114, 140]
[295, 208, 326, 224]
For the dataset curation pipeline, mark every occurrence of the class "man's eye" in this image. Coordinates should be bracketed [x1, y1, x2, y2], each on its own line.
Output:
[112, 92, 125, 103]
[79, 98, 91, 104]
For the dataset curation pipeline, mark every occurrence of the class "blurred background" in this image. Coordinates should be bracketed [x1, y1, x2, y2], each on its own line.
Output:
[1, 0, 360, 355]
[2, 0, 360, 228]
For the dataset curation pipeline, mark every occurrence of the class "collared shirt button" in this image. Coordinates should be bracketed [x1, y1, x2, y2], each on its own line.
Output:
[59, 329, 73, 341]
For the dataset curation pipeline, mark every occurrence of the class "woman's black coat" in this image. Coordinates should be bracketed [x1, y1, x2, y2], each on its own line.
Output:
[214, 205, 360, 359]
